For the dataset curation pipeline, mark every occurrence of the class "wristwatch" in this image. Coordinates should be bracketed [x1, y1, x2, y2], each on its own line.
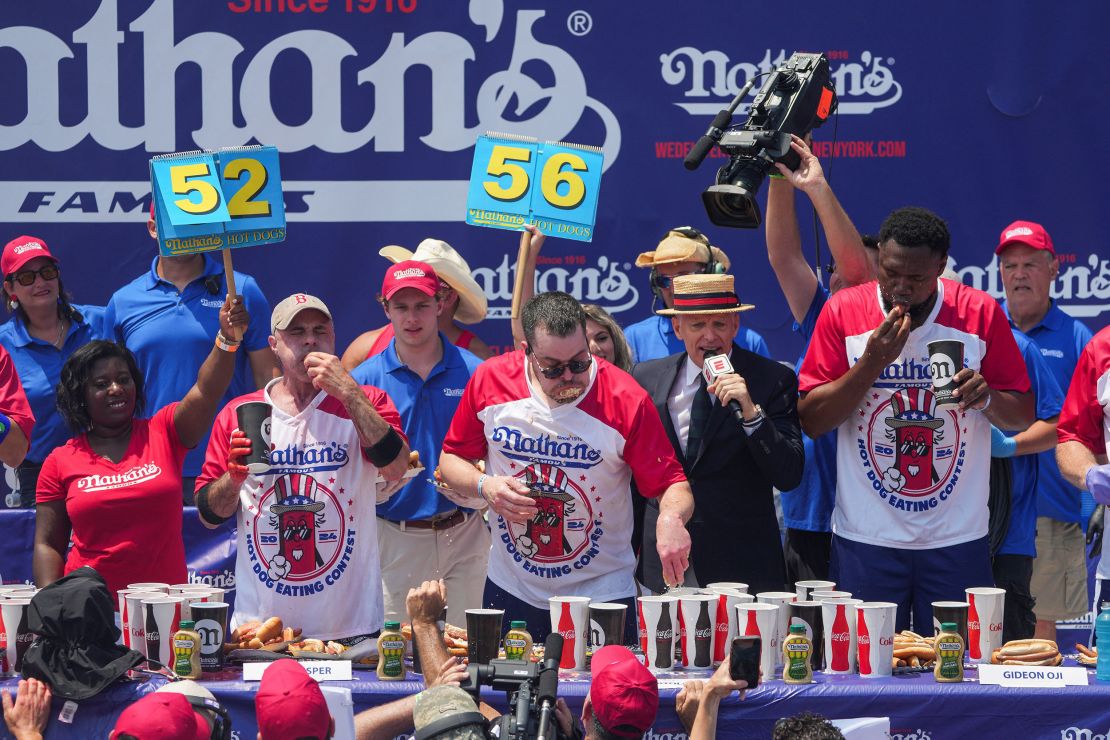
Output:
[742, 404, 765, 425]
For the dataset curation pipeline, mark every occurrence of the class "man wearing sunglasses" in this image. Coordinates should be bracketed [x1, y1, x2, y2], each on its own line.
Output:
[624, 227, 770, 364]
[439, 291, 694, 642]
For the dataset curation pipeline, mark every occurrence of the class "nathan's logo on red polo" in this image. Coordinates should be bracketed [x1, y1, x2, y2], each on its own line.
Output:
[77, 462, 161, 492]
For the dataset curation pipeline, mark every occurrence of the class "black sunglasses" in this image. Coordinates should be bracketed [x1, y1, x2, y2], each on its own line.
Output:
[6, 264, 59, 286]
[528, 348, 592, 379]
[651, 269, 704, 289]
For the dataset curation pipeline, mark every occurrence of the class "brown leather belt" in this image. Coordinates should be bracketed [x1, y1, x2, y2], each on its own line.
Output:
[386, 510, 467, 531]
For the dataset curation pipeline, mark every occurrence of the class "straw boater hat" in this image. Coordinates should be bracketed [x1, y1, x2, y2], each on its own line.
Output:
[378, 239, 488, 324]
[634, 229, 732, 271]
[656, 274, 754, 316]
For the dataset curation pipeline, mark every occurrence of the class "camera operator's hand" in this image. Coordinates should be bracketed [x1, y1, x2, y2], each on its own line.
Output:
[554, 698, 582, 740]
[2, 678, 51, 740]
[427, 656, 467, 688]
[774, 135, 826, 194]
[704, 659, 749, 700]
[406, 579, 447, 625]
[675, 680, 705, 734]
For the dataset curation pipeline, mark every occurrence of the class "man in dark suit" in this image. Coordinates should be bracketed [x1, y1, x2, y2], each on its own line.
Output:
[633, 273, 804, 593]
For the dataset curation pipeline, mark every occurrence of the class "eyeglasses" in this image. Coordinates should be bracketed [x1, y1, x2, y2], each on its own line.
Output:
[528, 348, 592, 379]
[6, 264, 59, 286]
[651, 270, 702, 289]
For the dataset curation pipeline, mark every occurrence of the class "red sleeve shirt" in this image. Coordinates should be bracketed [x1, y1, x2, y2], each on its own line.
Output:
[37, 404, 188, 599]
[1057, 325, 1110, 456]
[0, 344, 34, 442]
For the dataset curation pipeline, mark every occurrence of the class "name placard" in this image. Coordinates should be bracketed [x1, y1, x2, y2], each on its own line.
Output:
[465, 133, 604, 242]
[977, 664, 1088, 687]
[150, 145, 287, 257]
[243, 660, 353, 682]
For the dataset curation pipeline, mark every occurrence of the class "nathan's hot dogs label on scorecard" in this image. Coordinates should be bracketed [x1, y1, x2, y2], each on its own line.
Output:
[150, 145, 287, 257]
[466, 133, 604, 242]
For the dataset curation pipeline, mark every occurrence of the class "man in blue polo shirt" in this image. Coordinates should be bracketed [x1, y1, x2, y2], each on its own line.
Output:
[351, 260, 488, 622]
[991, 329, 1064, 641]
[624, 227, 771, 363]
[763, 137, 876, 581]
[996, 220, 1094, 641]
[104, 207, 276, 504]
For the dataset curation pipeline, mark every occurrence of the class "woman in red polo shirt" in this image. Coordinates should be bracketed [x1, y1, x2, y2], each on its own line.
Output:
[32, 296, 249, 599]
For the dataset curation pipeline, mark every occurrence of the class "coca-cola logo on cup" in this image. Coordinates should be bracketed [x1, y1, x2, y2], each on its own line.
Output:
[559, 629, 575, 641]
[656, 629, 673, 640]
[695, 628, 712, 639]
[858, 635, 871, 646]
[880, 636, 894, 646]
[832, 631, 850, 642]
[990, 622, 1002, 632]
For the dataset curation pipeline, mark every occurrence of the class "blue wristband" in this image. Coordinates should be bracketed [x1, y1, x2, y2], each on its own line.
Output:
[0, 412, 12, 446]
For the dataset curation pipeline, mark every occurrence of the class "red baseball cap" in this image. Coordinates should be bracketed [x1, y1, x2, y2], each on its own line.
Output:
[589, 646, 659, 737]
[111, 692, 209, 739]
[382, 260, 439, 301]
[2, 236, 57, 277]
[995, 220, 1055, 256]
[255, 659, 331, 740]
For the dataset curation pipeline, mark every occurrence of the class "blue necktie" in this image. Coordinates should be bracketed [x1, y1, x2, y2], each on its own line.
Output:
[686, 375, 710, 463]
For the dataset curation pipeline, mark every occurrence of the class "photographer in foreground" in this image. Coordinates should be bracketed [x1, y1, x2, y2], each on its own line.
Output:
[674, 660, 748, 740]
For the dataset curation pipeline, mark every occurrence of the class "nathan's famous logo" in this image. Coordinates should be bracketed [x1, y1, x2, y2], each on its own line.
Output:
[475, 255, 639, 319]
[246, 473, 357, 595]
[491, 426, 604, 470]
[77, 462, 161, 492]
[660, 49, 900, 116]
[1, 0, 618, 164]
[267, 441, 349, 475]
[499, 463, 603, 575]
[950, 253, 1110, 319]
[858, 386, 966, 513]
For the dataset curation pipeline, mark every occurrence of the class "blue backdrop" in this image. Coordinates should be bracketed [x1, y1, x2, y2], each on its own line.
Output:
[1, 0, 1106, 362]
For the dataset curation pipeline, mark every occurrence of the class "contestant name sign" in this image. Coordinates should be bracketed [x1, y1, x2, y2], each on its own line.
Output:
[243, 660, 353, 682]
[977, 664, 1088, 687]
[150, 145, 287, 257]
[466, 133, 603, 242]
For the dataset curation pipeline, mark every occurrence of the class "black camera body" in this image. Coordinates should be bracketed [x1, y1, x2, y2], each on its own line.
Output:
[702, 52, 837, 229]
[459, 649, 572, 740]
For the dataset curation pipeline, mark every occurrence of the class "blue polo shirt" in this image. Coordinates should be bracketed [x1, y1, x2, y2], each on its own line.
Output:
[782, 284, 835, 532]
[624, 314, 770, 363]
[0, 305, 107, 463]
[997, 330, 1065, 557]
[351, 334, 483, 521]
[104, 254, 271, 477]
[1001, 300, 1093, 524]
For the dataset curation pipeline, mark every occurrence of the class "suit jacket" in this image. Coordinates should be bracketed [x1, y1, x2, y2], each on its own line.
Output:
[633, 343, 804, 594]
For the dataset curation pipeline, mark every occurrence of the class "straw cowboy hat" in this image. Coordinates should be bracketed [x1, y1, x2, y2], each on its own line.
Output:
[379, 239, 488, 324]
[656, 273, 754, 316]
[634, 228, 732, 271]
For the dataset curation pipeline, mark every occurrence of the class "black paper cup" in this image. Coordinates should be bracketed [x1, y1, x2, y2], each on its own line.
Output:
[589, 603, 627, 650]
[931, 600, 969, 644]
[465, 609, 503, 664]
[788, 601, 825, 671]
[927, 340, 964, 406]
[235, 402, 273, 473]
[190, 601, 229, 672]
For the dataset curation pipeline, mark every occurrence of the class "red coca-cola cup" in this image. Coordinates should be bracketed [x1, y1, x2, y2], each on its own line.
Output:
[548, 596, 590, 671]
[965, 587, 1005, 664]
[856, 601, 897, 678]
[706, 587, 754, 666]
[735, 602, 779, 682]
[820, 597, 862, 674]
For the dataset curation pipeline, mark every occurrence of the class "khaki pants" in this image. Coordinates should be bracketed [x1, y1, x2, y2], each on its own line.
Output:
[376, 512, 490, 623]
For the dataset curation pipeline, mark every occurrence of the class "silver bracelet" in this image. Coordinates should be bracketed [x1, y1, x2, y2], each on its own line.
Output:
[980, 391, 992, 412]
[477, 474, 490, 501]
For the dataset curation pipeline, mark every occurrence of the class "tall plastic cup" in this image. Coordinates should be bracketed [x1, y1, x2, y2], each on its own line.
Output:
[735, 602, 779, 682]
[124, 591, 162, 651]
[788, 600, 825, 671]
[465, 609, 504, 665]
[705, 582, 749, 594]
[679, 594, 718, 669]
[706, 587, 754, 666]
[856, 601, 897, 678]
[190, 601, 230, 672]
[236, 401, 273, 473]
[141, 597, 183, 668]
[810, 590, 852, 601]
[927, 339, 964, 406]
[795, 580, 837, 601]
[965, 587, 1005, 664]
[821, 598, 862, 674]
[756, 591, 796, 668]
[931, 601, 969, 644]
[1, 598, 32, 676]
[549, 597, 590, 671]
[637, 595, 678, 672]
[588, 603, 627, 651]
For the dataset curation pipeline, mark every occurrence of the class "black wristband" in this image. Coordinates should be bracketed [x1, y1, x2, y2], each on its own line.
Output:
[197, 485, 233, 526]
[365, 427, 404, 468]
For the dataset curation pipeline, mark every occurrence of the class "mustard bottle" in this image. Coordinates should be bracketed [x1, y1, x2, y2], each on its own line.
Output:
[172, 620, 203, 679]
[783, 624, 814, 684]
[377, 621, 407, 680]
[504, 621, 533, 662]
[934, 622, 964, 682]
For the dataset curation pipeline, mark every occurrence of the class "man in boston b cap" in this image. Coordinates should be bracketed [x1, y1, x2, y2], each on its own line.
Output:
[632, 274, 803, 593]
[623, 226, 770, 363]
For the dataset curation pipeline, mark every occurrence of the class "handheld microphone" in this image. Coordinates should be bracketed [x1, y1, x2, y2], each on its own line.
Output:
[701, 350, 747, 425]
[535, 633, 564, 740]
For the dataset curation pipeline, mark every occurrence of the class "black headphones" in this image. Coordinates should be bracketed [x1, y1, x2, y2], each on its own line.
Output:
[414, 711, 489, 740]
[649, 226, 726, 304]
[187, 695, 232, 740]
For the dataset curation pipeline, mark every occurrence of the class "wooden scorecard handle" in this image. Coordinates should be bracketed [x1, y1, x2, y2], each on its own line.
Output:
[510, 229, 531, 321]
